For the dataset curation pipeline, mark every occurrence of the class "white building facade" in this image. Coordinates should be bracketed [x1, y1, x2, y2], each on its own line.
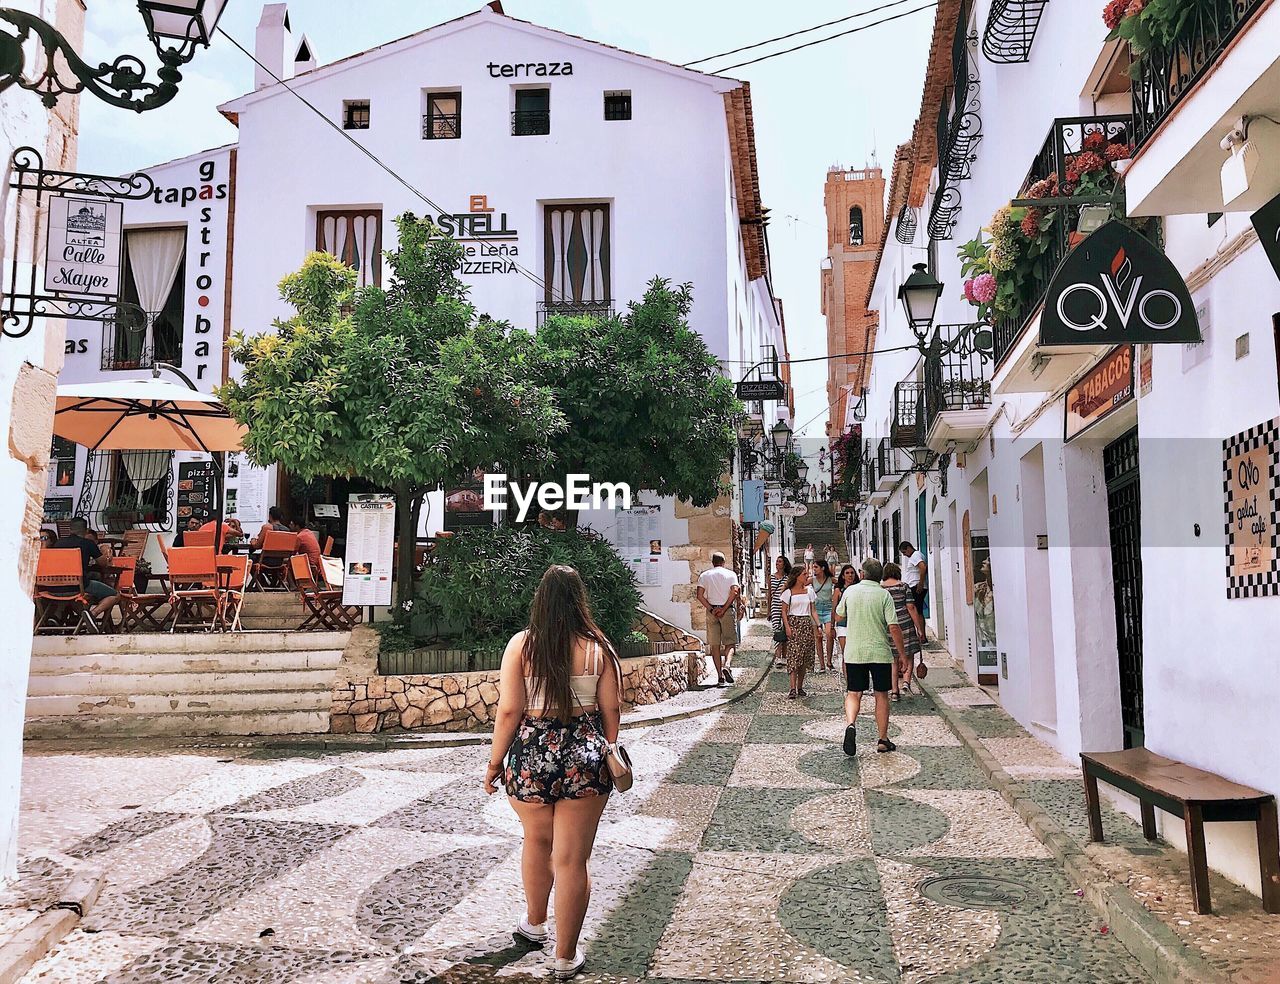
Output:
[52, 2, 789, 633]
[852, 0, 1280, 897]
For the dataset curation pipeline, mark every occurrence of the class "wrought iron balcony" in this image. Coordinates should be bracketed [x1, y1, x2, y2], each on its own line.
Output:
[511, 109, 550, 136]
[891, 381, 928, 450]
[981, 0, 1049, 64]
[536, 298, 614, 326]
[928, 0, 981, 242]
[100, 305, 173, 371]
[1131, 0, 1265, 149]
[877, 437, 909, 479]
[422, 112, 461, 139]
[924, 324, 992, 445]
[991, 114, 1136, 366]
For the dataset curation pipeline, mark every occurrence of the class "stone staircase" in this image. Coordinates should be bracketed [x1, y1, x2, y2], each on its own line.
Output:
[791, 500, 848, 567]
[25, 629, 349, 739]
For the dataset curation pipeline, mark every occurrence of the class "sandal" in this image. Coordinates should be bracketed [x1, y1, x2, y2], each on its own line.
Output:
[797, 688, 808, 698]
[890, 691, 900, 702]
[787, 689, 797, 700]
[876, 738, 897, 753]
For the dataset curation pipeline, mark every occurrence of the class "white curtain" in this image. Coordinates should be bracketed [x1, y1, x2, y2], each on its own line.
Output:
[120, 450, 169, 496]
[124, 229, 185, 357]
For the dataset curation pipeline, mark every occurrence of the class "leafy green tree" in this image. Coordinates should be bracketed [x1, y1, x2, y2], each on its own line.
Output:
[533, 278, 741, 523]
[221, 214, 563, 611]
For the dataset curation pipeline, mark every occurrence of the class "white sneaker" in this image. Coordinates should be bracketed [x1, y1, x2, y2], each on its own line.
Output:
[514, 916, 547, 946]
[554, 949, 586, 979]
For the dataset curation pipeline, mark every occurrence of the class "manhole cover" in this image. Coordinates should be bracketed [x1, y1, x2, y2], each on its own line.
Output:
[919, 875, 1044, 912]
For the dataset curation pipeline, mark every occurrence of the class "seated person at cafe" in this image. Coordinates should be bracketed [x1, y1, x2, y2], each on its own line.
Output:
[172, 516, 200, 547]
[198, 517, 244, 550]
[56, 517, 118, 620]
[250, 506, 292, 573]
[290, 517, 325, 581]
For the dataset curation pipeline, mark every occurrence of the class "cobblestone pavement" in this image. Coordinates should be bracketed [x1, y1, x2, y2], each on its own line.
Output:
[8, 646, 1153, 983]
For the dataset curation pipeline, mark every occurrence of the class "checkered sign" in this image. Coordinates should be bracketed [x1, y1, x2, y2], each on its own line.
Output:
[1223, 417, 1280, 598]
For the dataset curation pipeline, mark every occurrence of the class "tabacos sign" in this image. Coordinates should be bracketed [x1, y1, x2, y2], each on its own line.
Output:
[1040, 220, 1201, 346]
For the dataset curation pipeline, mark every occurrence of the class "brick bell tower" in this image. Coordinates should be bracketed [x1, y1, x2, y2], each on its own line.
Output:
[821, 165, 885, 436]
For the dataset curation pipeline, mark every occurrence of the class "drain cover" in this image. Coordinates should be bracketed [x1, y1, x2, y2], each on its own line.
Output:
[919, 875, 1045, 912]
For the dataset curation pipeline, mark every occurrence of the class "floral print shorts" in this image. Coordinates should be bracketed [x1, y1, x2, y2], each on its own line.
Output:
[504, 712, 614, 804]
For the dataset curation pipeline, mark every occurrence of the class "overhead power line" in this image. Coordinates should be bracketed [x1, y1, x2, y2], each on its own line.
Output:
[683, 0, 929, 67]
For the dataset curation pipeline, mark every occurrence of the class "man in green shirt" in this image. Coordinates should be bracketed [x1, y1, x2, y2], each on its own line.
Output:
[834, 557, 908, 757]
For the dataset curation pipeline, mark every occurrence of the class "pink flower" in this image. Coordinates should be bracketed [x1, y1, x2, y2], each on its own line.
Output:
[963, 279, 978, 303]
[971, 273, 997, 305]
[1126, 0, 1146, 15]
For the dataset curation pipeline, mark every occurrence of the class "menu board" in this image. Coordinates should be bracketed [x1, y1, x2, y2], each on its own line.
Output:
[223, 453, 268, 527]
[343, 493, 395, 607]
[177, 460, 216, 525]
[1224, 417, 1280, 598]
[617, 504, 661, 586]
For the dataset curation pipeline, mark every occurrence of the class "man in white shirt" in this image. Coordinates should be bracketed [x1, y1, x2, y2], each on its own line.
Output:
[899, 540, 928, 613]
[697, 552, 741, 686]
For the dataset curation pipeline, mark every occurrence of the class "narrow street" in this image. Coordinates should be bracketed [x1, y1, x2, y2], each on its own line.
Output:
[11, 627, 1150, 983]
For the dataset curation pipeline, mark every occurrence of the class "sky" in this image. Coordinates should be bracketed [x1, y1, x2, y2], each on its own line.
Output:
[77, 0, 935, 437]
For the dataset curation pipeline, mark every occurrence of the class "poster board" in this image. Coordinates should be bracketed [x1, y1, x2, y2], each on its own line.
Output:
[618, 504, 661, 586]
[444, 481, 493, 530]
[1223, 417, 1280, 598]
[343, 493, 395, 607]
[222, 453, 268, 527]
[177, 460, 216, 525]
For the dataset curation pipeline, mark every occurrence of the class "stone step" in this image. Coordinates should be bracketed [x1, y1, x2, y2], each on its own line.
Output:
[27, 668, 337, 698]
[24, 709, 330, 739]
[27, 686, 332, 718]
[32, 630, 349, 656]
[30, 646, 342, 677]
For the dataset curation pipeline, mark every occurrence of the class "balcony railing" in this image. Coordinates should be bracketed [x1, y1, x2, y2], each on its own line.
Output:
[422, 113, 461, 139]
[891, 381, 928, 450]
[928, 0, 981, 242]
[992, 114, 1134, 365]
[981, 0, 1049, 64]
[512, 109, 550, 136]
[878, 437, 909, 478]
[1131, 0, 1266, 148]
[100, 306, 176, 371]
[924, 324, 992, 434]
[537, 298, 614, 326]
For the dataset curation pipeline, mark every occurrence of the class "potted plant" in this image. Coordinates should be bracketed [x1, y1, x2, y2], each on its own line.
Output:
[102, 495, 141, 533]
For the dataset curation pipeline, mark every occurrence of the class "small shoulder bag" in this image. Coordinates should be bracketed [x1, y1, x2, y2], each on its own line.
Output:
[574, 641, 634, 793]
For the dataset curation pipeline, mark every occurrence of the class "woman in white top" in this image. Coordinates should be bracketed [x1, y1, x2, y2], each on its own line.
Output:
[485, 565, 622, 981]
[779, 566, 819, 699]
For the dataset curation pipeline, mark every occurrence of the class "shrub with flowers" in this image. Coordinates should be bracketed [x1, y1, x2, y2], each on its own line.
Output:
[1103, 0, 1215, 60]
[831, 427, 862, 502]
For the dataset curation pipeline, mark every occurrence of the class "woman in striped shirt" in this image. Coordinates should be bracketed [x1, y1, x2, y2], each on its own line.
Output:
[769, 555, 791, 670]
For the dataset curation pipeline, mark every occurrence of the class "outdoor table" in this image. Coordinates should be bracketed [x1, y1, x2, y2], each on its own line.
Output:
[222, 541, 252, 553]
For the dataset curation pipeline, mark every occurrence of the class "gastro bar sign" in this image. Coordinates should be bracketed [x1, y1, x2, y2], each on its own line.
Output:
[736, 379, 786, 401]
[1040, 221, 1200, 346]
[44, 195, 122, 297]
[1064, 346, 1133, 440]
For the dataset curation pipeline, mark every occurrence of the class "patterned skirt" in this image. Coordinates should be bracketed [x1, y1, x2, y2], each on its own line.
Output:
[786, 614, 816, 673]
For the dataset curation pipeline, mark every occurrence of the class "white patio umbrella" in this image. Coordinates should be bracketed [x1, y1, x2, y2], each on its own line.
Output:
[54, 375, 247, 541]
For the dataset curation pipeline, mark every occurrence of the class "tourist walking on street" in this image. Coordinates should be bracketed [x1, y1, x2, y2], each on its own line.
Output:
[881, 562, 924, 699]
[803, 543, 814, 571]
[899, 540, 928, 618]
[824, 543, 840, 572]
[696, 551, 741, 685]
[485, 565, 622, 981]
[780, 565, 818, 699]
[832, 564, 859, 672]
[811, 560, 836, 673]
[769, 555, 791, 670]
[835, 558, 908, 756]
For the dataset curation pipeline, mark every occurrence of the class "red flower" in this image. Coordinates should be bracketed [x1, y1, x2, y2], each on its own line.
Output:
[1126, 0, 1146, 15]
[1105, 142, 1132, 162]
[1103, 0, 1129, 30]
[1021, 208, 1044, 238]
[1074, 151, 1107, 175]
[1084, 130, 1107, 151]
[1066, 163, 1081, 185]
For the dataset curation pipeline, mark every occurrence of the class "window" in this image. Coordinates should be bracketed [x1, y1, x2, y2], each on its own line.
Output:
[604, 90, 631, 121]
[343, 99, 370, 130]
[316, 209, 383, 287]
[512, 88, 550, 135]
[106, 227, 185, 370]
[423, 90, 461, 139]
[849, 206, 864, 247]
[79, 448, 174, 532]
[542, 203, 611, 321]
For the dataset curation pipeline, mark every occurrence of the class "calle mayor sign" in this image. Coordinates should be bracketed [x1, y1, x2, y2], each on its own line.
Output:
[1040, 221, 1200, 347]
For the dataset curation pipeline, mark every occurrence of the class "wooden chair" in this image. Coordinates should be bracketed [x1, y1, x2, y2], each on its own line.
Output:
[34, 548, 95, 634]
[291, 555, 360, 631]
[120, 530, 149, 560]
[166, 546, 219, 632]
[252, 530, 298, 591]
[215, 555, 250, 632]
[114, 558, 170, 633]
[55, 520, 74, 541]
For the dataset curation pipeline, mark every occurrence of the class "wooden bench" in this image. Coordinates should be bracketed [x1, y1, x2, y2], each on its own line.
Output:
[1081, 748, 1280, 915]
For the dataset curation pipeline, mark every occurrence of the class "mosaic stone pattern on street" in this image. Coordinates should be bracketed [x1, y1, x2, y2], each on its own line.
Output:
[11, 640, 1153, 983]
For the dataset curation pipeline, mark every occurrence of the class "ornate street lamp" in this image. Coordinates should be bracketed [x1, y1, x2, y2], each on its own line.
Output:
[0, 0, 228, 110]
[797, 460, 809, 483]
[770, 419, 792, 451]
[898, 263, 944, 342]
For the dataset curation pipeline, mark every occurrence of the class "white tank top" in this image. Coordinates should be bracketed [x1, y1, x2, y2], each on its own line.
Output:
[525, 639, 603, 713]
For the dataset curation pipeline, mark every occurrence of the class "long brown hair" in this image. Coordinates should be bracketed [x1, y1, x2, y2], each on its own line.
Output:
[523, 565, 617, 721]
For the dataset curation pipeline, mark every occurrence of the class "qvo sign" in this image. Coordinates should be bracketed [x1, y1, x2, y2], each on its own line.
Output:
[1040, 221, 1200, 347]
[44, 195, 123, 297]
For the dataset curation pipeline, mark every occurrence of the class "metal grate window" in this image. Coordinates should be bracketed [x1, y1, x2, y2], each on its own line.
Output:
[423, 91, 461, 139]
[603, 90, 631, 121]
[1105, 428, 1145, 749]
[343, 100, 370, 130]
[513, 88, 550, 135]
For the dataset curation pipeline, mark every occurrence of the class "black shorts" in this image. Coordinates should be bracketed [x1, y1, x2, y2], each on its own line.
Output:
[845, 662, 893, 693]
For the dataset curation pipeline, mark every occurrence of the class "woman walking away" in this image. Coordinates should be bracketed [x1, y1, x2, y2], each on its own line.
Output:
[485, 566, 622, 980]
[780, 566, 818, 699]
[825, 543, 840, 573]
[881, 562, 923, 699]
[832, 564, 859, 671]
[811, 560, 836, 673]
[769, 555, 791, 670]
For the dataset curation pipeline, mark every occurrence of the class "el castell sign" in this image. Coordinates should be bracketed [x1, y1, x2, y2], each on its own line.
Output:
[1039, 220, 1201, 347]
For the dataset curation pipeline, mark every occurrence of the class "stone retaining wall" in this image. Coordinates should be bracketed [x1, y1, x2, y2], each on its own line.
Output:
[330, 629, 693, 735]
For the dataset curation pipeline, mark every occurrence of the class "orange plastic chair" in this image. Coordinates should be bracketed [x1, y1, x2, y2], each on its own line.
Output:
[291, 555, 360, 631]
[183, 529, 216, 548]
[34, 548, 94, 634]
[115, 558, 170, 633]
[166, 546, 219, 632]
[252, 530, 298, 591]
[215, 554, 250, 631]
[321, 535, 334, 557]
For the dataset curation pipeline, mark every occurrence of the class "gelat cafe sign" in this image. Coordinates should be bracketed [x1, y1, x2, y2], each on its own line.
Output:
[1040, 221, 1200, 346]
[1064, 346, 1133, 441]
[1223, 417, 1280, 598]
[1251, 190, 1280, 283]
[44, 195, 123, 297]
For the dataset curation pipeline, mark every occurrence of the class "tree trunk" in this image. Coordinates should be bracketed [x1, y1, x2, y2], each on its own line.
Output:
[393, 482, 417, 621]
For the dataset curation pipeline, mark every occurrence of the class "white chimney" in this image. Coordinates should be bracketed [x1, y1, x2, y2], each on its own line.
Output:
[254, 3, 293, 91]
[294, 33, 316, 75]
